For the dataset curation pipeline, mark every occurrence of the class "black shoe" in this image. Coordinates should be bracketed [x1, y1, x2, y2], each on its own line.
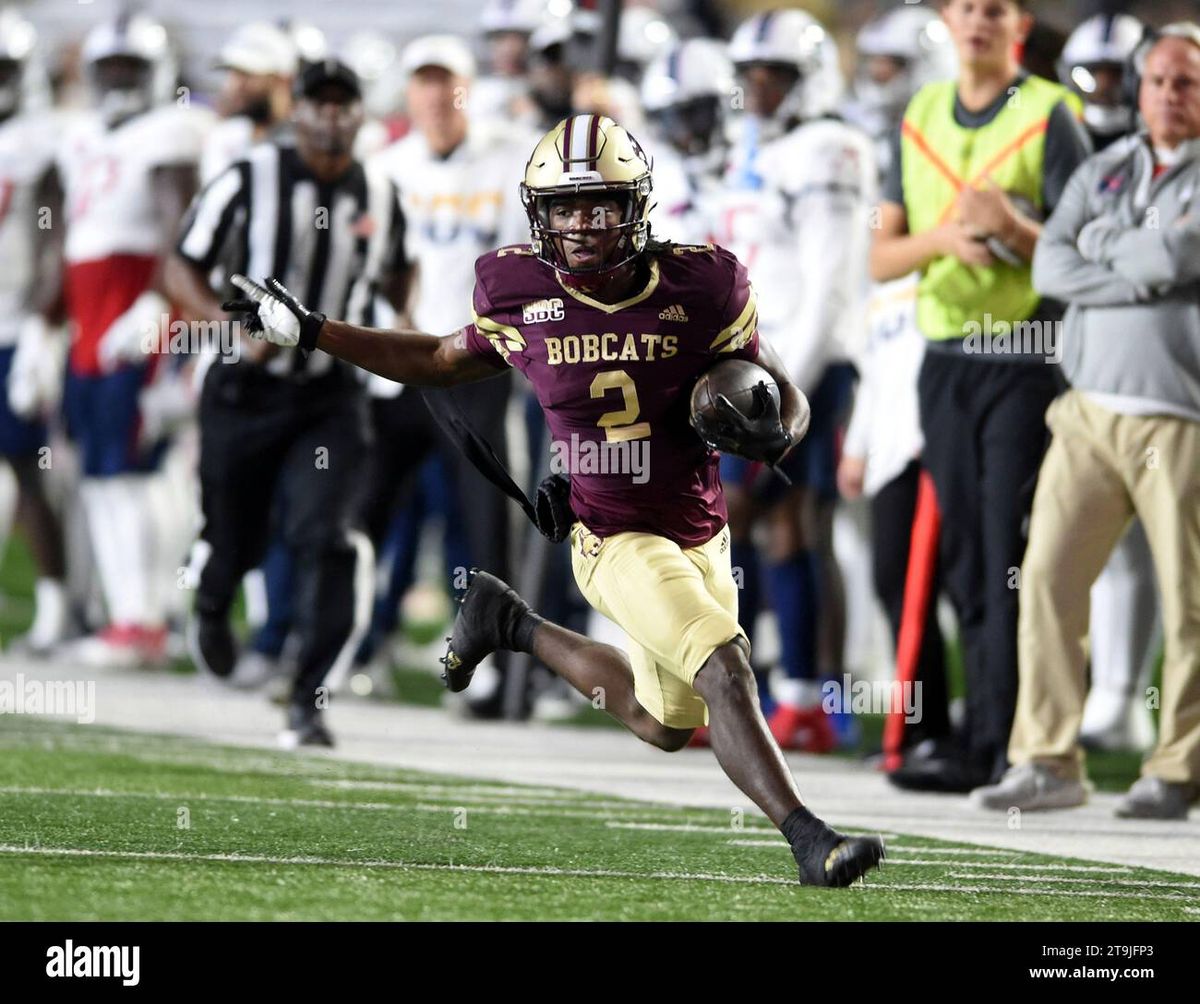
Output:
[441, 569, 538, 693]
[188, 610, 237, 679]
[887, 755, 992, 793]
[280, 703, 335, 749]
[794, 826, 887, 887]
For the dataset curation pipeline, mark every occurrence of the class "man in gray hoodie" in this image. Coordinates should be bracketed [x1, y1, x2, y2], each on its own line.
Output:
[974, 24, 1200, 819]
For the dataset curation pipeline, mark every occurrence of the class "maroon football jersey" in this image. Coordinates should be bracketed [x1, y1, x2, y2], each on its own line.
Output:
[463, 241, 761, 548]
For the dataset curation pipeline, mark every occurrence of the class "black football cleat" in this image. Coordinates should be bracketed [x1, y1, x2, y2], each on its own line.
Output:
[441, 569, 538, 693]
[279, 702, 335, 749]
[188, 610, 237, 679]
[794, 829, 886, 888]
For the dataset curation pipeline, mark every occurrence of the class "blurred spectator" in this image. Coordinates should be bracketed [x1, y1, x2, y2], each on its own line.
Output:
[0, 9, 67, 655]
[1057, 11, 1161, 754]
[362, 35, 531, 716]
[714, 8, 875, 750]
[838, 2, 958, 767]
[200, 21, 297, 184]
[870, 0, 1091, 791]
[977, 25, 1200, 818]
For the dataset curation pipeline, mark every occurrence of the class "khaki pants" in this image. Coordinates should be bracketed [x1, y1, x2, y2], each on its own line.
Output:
[1011, 390, 1200, 783]
[569, 522, 744, 729]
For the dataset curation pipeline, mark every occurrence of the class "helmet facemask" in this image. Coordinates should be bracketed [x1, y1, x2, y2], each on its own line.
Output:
[91, 54, 155, 127]
[522, 176, 652, 276]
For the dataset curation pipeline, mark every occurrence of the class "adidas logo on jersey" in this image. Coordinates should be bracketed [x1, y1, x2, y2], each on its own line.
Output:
[658, 304, 689, 322]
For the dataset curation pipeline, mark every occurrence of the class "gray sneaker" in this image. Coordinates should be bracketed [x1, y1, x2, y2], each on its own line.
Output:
[970, 762, 1089, 811]
[1115, 776, 1198, 820]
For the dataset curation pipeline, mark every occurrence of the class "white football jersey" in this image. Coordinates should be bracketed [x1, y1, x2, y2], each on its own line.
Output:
[842, 273, 925, 497]
[0, 112, 61, 344]
[199, 115, 257, 186]
[370, 119, 534, 336]
[643, 141, 718, 247]
[58, 103, 213, 264]
[706, 116, 877, 395]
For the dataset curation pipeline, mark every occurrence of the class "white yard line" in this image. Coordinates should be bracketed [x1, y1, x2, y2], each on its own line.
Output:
[0, 844, 799, 886]
[950, 872, 1200, 890]
[730, 840, 1010, 855]
[2, 844, 1195, 903]
[0, 785, 710, 823]
[608, 821, 789, 835]
[867, 881, 1199, 903]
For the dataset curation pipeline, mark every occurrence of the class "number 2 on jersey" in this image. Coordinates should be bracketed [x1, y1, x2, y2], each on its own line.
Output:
[590, 370, 650, 443]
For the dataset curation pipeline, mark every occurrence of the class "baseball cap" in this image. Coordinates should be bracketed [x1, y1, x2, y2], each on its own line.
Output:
[295, 58, 362, 101]
[399, 34, 476, 79]
[215, 21, 297, 77]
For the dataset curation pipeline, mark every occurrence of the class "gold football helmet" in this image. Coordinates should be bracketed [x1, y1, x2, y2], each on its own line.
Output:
[520, 113, 654, 275]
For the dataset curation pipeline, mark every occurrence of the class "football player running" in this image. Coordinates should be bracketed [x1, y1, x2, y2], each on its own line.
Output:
[226, 114, 886, 887]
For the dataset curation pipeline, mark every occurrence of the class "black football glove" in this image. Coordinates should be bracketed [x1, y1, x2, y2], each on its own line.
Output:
[533, 473, 575, 543]
[222, 274, 326, 352]
[692, 381, 793, 466]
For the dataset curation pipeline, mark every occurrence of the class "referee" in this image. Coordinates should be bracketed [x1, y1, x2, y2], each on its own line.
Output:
[165, 59, 409, 747]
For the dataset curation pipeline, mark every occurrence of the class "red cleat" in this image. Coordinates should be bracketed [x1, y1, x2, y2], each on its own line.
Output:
[769, 705, 836, 754]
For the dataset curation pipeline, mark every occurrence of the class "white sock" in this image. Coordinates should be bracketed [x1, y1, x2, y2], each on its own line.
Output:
[29, 577, 66, 647]
[774, 677, 824, 709]
[82, 479, 132, 626]
[110, 475, 161, 627]
[0, 460, 15, 567]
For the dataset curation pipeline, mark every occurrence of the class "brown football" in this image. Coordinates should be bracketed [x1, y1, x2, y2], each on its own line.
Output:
[690, 359, 780, 436]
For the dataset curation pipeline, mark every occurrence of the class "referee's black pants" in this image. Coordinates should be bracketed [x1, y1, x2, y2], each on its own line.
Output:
[917, 350, 1059, 778]
[196, 362, 371, 709]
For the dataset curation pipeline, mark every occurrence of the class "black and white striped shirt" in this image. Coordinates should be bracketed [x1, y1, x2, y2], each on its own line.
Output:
[177, 141, 407, 379]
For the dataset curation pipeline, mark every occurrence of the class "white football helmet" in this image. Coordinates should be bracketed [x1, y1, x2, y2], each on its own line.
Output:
[729, 9, 844, 131]
[481, 0, 551, 37]
[0, 8, 49, 117]
[82, 12, 176, 126]
[854, 4, 956, 124]
[1058, 13, 1145, 138]
[641, 39, 735, 177]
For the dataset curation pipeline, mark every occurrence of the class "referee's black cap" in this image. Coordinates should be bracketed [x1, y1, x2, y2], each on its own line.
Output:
[295, 58, 362, 101]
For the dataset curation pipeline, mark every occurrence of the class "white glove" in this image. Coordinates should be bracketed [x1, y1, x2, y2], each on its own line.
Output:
[224, 274, 323, 349]
[97, 290, 169, 372]
[8, 315, 65, 420]
[138, 367, 196, 448]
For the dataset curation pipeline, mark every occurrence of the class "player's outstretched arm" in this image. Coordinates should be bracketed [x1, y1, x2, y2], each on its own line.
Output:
[225, 274, 500, 387]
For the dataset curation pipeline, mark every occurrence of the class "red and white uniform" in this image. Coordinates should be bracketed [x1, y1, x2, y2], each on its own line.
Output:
[57, 103, 212, 374]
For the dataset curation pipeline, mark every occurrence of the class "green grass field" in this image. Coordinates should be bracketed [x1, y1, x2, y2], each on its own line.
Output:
[0, 717, 1195, 921]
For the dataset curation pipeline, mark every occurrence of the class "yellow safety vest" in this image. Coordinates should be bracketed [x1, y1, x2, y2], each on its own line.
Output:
[900, 76, 1082, 340]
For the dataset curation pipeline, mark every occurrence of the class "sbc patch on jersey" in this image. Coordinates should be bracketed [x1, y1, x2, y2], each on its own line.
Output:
[522, 298, 565, 324]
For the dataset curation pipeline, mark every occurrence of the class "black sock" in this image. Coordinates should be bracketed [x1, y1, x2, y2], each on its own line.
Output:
[512, 611, 545, 654]
[781, 805, 835, 853]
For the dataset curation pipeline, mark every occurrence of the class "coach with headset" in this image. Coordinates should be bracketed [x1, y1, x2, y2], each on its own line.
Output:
[869, 0, 1091, 792]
